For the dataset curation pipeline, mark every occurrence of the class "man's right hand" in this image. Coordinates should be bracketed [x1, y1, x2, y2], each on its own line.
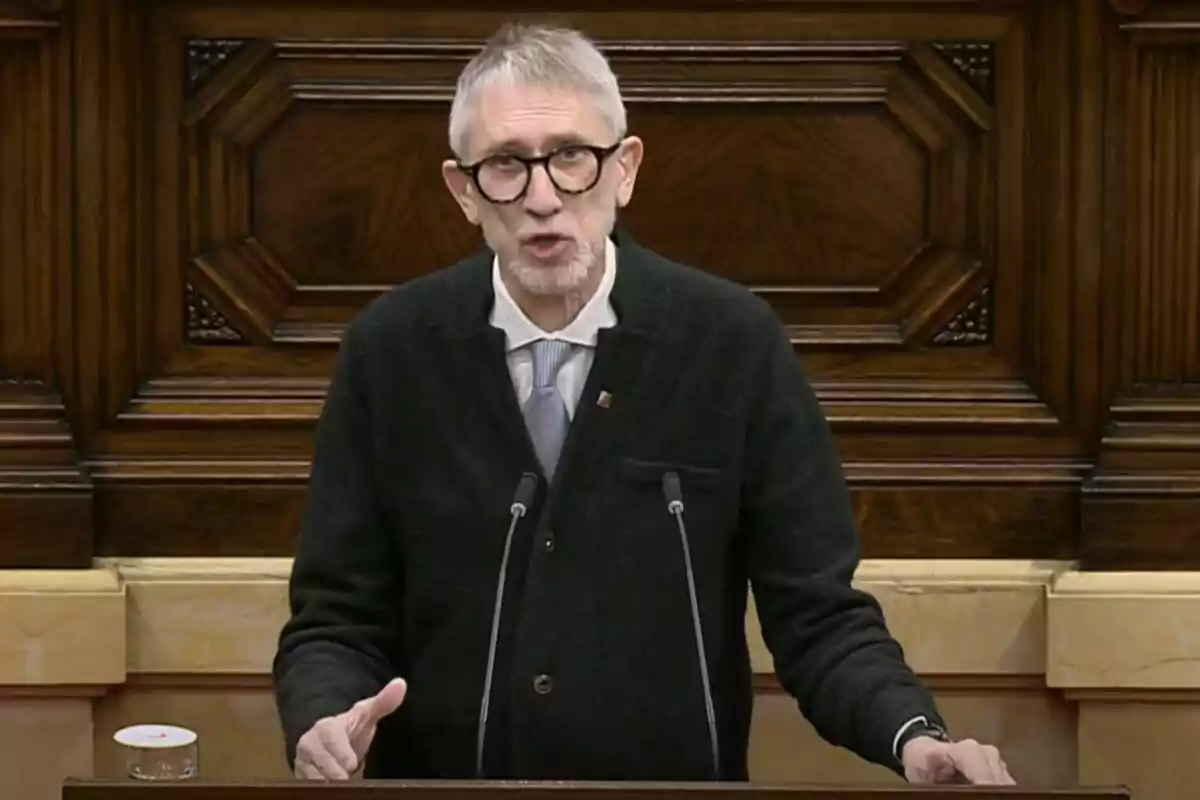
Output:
[294, 678, 408, 780]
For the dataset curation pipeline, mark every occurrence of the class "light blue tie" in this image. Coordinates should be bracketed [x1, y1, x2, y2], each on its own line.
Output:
[523, 339, 574, 480]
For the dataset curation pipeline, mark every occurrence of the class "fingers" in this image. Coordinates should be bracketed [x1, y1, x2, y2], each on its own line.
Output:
[294, 719, 358, 781]
[928, 751, 961, 783]
[319, 722, 361, 776]
[296, 679, 408, 781]
[952, 739, 1015, 785]
[903, 747, 959, 785]
[294, 748, 348, 781]
[991, 754, 1015, 784]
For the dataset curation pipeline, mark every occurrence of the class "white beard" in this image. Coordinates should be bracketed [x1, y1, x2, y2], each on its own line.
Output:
[505, 239, 598, 296]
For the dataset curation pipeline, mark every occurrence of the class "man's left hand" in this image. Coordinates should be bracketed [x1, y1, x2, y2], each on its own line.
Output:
[901, 736, 1015, 785]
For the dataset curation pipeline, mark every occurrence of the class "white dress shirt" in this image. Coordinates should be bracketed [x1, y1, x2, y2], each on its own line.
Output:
[489, 240, 617, 418]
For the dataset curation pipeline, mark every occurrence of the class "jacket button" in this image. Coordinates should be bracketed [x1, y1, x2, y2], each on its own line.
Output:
[542, 534, 555, 552]
[532, 674, 554, 695]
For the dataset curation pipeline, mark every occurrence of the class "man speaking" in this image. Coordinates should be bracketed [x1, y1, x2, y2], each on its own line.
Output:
[273, 22, 1014, 787]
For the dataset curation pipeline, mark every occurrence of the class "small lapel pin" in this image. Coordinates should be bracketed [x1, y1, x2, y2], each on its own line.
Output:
[597, 390, 613, 408]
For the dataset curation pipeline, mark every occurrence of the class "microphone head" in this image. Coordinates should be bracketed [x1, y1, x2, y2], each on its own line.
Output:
[512, 472, 538, 512]
[662, 471, 683, 505]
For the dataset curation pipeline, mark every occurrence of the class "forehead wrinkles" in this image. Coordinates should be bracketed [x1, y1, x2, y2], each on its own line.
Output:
[467, 82, 612, 157]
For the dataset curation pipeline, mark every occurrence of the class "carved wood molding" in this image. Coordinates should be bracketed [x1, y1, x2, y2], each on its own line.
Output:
[1082, 393, 1200, 570]
[185, 282, 244, 344]
[929, 41, 995, 104]
[933, 285, 992, 346]
[184, 38, 247, 96]
[0, 384, 93, 567]
[0, 0, 61, 33]
[177, 37, 998, 351]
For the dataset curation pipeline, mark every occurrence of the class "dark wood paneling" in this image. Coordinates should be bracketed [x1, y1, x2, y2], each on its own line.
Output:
[0, 0, 1197, 566]
[92, 477, 1082, 559]
[178, 34, 997, 347]
[91, 0, 1077, 561]
[1083, 0, 1200, 568]
[0, 4, 92, 567]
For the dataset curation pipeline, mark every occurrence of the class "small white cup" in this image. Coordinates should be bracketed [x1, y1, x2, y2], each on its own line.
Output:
[113, 724, 199, 781]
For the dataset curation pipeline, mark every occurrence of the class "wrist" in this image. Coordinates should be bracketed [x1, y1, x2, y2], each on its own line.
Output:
[895, 717, 951, 763]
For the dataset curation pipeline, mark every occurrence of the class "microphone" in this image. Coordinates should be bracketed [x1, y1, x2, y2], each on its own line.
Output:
[662, 472, 721, 781]
[475, 471, 538, 778]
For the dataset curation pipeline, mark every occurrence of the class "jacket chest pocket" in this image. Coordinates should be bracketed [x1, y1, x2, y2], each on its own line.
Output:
[609, 456, 736, 560]
[614, 457, 725, 495]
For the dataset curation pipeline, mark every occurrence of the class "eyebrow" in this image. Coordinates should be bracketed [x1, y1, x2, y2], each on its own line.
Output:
[479, 134, 591, 159]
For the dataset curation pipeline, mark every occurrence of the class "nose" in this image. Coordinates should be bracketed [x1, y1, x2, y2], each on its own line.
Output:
[522, 163, 562, 215]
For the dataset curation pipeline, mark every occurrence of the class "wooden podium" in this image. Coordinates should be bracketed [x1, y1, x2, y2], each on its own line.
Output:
[61, 780, 1132, 800]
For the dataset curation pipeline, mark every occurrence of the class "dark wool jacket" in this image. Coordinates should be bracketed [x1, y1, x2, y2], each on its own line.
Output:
[273, 231, 943, 781]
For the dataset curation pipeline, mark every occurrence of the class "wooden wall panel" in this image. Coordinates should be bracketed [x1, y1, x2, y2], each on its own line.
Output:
[0, 0, 1196, 567]
[1084, 0, 1200, 568]
[0, 2, 92, 567]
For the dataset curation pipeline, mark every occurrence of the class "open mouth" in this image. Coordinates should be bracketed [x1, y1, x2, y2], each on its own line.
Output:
[521, 233, 571, 260]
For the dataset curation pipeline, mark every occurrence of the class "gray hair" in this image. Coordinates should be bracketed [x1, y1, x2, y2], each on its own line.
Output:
[448, 23, 627, 160]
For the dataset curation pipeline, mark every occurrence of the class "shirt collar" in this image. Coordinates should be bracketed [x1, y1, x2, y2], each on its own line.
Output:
[489, 239, 618, 352]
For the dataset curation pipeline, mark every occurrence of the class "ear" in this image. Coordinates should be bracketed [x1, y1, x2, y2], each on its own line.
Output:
[613, 136, 644, 208]
[441, 159, 481, 226]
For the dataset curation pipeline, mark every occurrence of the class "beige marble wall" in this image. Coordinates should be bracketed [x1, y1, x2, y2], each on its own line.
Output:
[0, 567, 123, 799]
[0, 558, 1196, 800]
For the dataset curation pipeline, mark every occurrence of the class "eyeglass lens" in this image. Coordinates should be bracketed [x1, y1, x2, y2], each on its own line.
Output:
[476, 147, 602, 203]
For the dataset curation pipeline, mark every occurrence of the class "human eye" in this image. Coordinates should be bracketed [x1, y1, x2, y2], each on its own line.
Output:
[485, 154, 525, 174]
[556, 146, 588, 162]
